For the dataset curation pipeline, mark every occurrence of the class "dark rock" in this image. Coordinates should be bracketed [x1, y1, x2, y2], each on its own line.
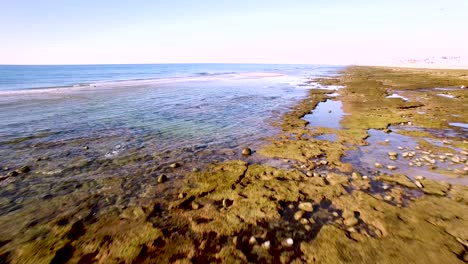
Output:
[16, 166, 30, 173]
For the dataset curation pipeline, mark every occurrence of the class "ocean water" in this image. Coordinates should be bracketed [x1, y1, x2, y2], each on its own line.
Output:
[0, 64, 341, 218]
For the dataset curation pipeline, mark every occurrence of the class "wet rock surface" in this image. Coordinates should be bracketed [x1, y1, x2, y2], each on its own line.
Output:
[0, 66, 467, 263]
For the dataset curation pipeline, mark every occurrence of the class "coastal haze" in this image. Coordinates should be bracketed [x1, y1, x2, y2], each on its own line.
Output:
[1, 1, 468, 264]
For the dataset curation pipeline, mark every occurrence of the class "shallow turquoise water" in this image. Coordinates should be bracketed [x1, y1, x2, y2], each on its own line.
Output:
[0, 64, 342, 215]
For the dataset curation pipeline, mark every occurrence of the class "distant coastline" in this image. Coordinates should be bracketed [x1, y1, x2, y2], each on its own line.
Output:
[360, 56, 468, 70]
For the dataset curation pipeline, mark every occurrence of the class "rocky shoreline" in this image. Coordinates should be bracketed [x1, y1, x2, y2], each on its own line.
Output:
[1, 66, 467, 263]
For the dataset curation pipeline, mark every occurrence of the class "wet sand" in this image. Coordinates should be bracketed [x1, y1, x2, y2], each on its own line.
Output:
[0, 66, 467, 263]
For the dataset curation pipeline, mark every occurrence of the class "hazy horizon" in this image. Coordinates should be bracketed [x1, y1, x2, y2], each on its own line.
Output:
[2, 0, 467, 65]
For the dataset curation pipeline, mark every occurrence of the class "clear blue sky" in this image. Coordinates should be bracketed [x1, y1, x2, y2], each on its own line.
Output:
[1, 0, 467, 64]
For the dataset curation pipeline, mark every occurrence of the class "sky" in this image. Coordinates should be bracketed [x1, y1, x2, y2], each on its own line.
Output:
[1, 0, 467, 65]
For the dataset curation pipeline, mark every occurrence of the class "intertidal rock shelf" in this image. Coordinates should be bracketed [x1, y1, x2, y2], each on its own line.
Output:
[1, 66, 467, 263]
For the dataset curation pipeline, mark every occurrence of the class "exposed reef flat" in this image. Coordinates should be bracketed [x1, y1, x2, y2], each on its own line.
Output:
[0, 66, 467, 263]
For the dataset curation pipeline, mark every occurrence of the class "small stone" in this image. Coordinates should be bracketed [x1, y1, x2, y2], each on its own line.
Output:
[382, 184, 390, 190]
[242, 148, 252, 156]
[461, 150, 468, 156]
[415, 175, 425, 180]
[398, 146, 403, 150]
[351, 172, 361, 179]
[249, 236, 257, 245]
[375, 163, 383, 169]
[306, 171, 313, 177]
[178, 193, 186, 199]
[442, 139, 451, 145]
[222, 198, 233, 208]
[387, 165, 397, 170]
[83, 145, 89, 150]
[288, 204, 294, 209]
[304, 224, 312, 231]
[408, 162, 414, 166]
[402, 152, 409, 158]
[384, 195, 393, 201]
[320, 160, 328, 165]
[169, 163, 180, 168]
[328, 110, 332, 113]
[285, 238, 294, 246]
[298, 202, 313, 212]
[388, 152, 398, 157]
[232, 236, 238, 245]
[16, 166, 30, 173]
[7, 171, 19, 177]
[347, 227, 356, 232]
[385, 139, 390, 143]
[157, 174, 168, 183]
[300, 218, 309, 225]
[414, 180, 423, 188]
[294, 210, 305, 221]
[451, 156, 461, 163]
[362, 175, 369, 180]
[332, 212, 339, 217]
[262, 241, 271, 249]
[191, 201, 200, 210]
[192, 168, 199, 172]
[313, 172, 320, 177]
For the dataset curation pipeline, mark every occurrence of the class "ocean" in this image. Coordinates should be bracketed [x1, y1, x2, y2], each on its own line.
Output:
[0, 63, 341, 216]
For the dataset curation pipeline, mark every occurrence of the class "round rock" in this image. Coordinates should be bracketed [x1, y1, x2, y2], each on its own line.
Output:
[242, 148, 252, 156]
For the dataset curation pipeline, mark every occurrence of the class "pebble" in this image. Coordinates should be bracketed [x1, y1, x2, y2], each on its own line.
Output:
[262, 241, 271, 250]
[298, 202, 314, 212]
[157, 174, 168, 183]
[385, 139, 390, 143]
[320, 160, 328, 165]
[451, 156, 461, 163]
[191, 202, 200, 210]
[249, 236, 257, 245]
[304, 224, 312, 231]
[306, 172, 313, 177]
[362, 175, 369, 180]
[16, 166, 31, 173]
[414, 180, 423, 188]
[442, 140, 451, 145]
[461, 150, 468, 156]
[382, 184, 390, 190]
[83, 146, 89, 150]
[313, 172, 320, 177]
[294, 210, 305, 221]
[178, 193, 186, 199]
[285, 238, 294, 246]
[402, 152, 409, 158]
[415, 175, 425, 180]
[387, 165, 397, 170]
[242, 148, 252, 156]
[388, 151, 398, 157]
[351, 172, 361, 179]
[398, 146, 403, 150]
[408, 162, 413, 166]
[332, 212, 339, 217]
[375, 163, 383, 169]
[192, 168, 199, 172]
[300, 218, 309, 225]
[169, 163, 180, 168]
[384, 195, 393, 201]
